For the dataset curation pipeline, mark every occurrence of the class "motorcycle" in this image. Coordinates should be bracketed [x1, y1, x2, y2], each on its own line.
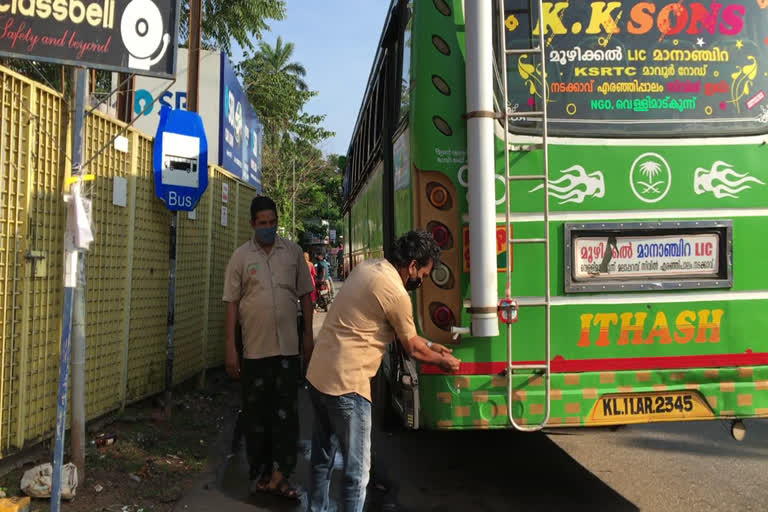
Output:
[315, 279, 332, 312]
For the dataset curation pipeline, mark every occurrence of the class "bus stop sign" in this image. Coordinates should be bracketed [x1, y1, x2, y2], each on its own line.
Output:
[153, 106, 209, 211]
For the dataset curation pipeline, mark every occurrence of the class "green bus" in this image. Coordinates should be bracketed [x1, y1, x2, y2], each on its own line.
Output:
[341, 0, 768, 435]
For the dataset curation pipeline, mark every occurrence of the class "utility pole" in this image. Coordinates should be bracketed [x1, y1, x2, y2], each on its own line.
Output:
[292, 158, 296, 240]
[187, 0, 202, 113]
[116, 73, 135, 124]
[51, 67, 88, 512]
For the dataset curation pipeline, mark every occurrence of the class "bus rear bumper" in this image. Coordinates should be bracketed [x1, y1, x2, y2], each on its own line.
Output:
[417, 365, 768, 430]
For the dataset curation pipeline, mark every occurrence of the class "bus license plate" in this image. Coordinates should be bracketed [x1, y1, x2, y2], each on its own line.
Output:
[590, 391, 714, 423]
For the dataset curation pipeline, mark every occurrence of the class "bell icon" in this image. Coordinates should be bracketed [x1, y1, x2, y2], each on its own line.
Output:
[121, 0, 170, 71]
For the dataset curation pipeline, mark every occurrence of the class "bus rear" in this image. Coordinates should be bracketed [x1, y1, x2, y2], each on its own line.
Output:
[344, 0, 768, 433]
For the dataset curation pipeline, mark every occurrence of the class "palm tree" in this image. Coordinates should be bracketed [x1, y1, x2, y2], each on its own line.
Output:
[257, 36, 308, 91]
[639, 161, 663, 180]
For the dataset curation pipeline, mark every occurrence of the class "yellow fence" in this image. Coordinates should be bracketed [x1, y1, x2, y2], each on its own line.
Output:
[0, 66, 258, 457]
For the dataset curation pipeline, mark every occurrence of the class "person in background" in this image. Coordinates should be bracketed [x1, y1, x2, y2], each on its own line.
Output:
[316, 252, 334, 299]
[304, 252, 318, 306]
[223, 196, 314, 500]
[305, 230, 461, 511]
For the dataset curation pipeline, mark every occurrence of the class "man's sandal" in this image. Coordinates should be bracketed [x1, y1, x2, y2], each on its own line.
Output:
[251, 472, 272, 493]
[269, 478, 301, 501]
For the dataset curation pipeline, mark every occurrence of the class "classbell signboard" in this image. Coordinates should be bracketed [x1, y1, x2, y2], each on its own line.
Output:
[153, 106, 208, 211]
[0, 0, 181, 78]
[220, 55, 262, 190]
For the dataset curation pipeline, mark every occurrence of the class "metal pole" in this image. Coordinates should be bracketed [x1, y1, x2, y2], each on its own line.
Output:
[51, 66, 87, 512]
[70, 251, 86, 481]
[464, 0, 499, 338]
[165, 211, 177, 418]
[165, 0, 201, 416]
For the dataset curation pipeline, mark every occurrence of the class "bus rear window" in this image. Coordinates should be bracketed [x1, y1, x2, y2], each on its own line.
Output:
[496, 0, 768, 137]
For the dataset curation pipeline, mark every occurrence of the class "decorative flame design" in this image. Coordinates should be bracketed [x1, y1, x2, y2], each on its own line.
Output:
[694, 161, 765, 199]
[529, 165, 605, 204]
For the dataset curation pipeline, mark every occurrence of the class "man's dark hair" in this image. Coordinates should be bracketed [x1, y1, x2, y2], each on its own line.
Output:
[388, 230, 440, 270]
[251, 196, 277, 221]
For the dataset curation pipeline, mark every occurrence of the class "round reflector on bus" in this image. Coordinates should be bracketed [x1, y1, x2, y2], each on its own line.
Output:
[427, 183, 450, 209]
[433, 0, 452, 17]
[432, 116, 453, 136]
[432, 35, 451, 56]
[431, 262, 452, 288]
[431, 75, 451, 96]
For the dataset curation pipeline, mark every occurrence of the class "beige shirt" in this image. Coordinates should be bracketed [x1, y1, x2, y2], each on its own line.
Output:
[306, 259, 418, 402]
[222, 236, 314, 359]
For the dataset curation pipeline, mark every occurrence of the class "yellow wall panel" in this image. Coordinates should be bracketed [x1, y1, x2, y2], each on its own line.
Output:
[0, 71, 30, 454]
[82, 112, 130, 418]
[206, 169, 237, 368]
[0, 66, 252, 459]
[174, 186, 212, 384]
[125, 136, 170, 402]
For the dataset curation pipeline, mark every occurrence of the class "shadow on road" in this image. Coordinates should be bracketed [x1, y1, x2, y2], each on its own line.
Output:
[204, 389, 638, 512]
[369, 426, 639, 512]
[613, 419, 768, 459]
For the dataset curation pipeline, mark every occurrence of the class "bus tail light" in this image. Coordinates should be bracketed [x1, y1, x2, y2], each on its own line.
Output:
[427, 221, 452, 249]
[430, 302, 455, 331]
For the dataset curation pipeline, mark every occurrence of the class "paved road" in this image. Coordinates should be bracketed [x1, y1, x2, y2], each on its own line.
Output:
[176, 280, 768, 511]
[547, 420, 768, 511]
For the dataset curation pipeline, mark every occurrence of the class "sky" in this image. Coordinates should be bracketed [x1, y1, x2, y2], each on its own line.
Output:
[232, 1, 392, 157]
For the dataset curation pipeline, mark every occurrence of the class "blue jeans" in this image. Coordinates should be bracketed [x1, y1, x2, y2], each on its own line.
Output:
[308, 384, 372, 512]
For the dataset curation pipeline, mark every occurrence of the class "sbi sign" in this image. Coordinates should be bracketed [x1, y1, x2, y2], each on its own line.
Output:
[135, 89, 187, 116]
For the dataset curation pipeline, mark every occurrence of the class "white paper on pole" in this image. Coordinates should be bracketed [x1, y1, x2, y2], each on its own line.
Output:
[114, 136, 129, 153]
[73, 193, 94, 250]
[113, 176, 127, 207]
[63, 250, 78, 288]
[221, 206, 228, 226]
[65, 185, 94, 252]
[188, 208, 197, 220]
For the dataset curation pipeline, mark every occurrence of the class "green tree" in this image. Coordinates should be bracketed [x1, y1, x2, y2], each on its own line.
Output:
[180, 0, 286, 55]
[255, 36, 309, 91]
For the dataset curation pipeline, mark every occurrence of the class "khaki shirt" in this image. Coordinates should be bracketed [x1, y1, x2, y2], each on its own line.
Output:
[307, 259, 418, 401]
[222, 236, 314, 359]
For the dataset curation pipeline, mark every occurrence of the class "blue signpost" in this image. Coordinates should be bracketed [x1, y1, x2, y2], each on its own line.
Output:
[153, 106, 209, 211]
[153, 105, 208, 420]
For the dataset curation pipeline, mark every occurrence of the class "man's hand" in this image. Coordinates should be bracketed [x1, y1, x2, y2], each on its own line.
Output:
[429, 343, 453, 356]
[226, 348, 241, 379]
[438, 353, 461, 373]
[302, 327, 314, 367]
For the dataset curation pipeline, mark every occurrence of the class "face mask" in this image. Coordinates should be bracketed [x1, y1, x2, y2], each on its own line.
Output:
[254, 226, 277, 244]
[405, 275, 422, 291]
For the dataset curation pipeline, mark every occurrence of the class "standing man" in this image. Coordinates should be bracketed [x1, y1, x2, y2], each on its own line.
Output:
[223, 196, 314, 500]
[305, 230, 461, 511]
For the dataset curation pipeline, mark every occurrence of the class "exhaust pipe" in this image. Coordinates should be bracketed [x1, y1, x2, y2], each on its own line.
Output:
[464, 0, 499, 338]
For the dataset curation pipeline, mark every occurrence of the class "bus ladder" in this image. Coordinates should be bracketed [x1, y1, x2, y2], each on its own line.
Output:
[495, 0, 552, 432]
